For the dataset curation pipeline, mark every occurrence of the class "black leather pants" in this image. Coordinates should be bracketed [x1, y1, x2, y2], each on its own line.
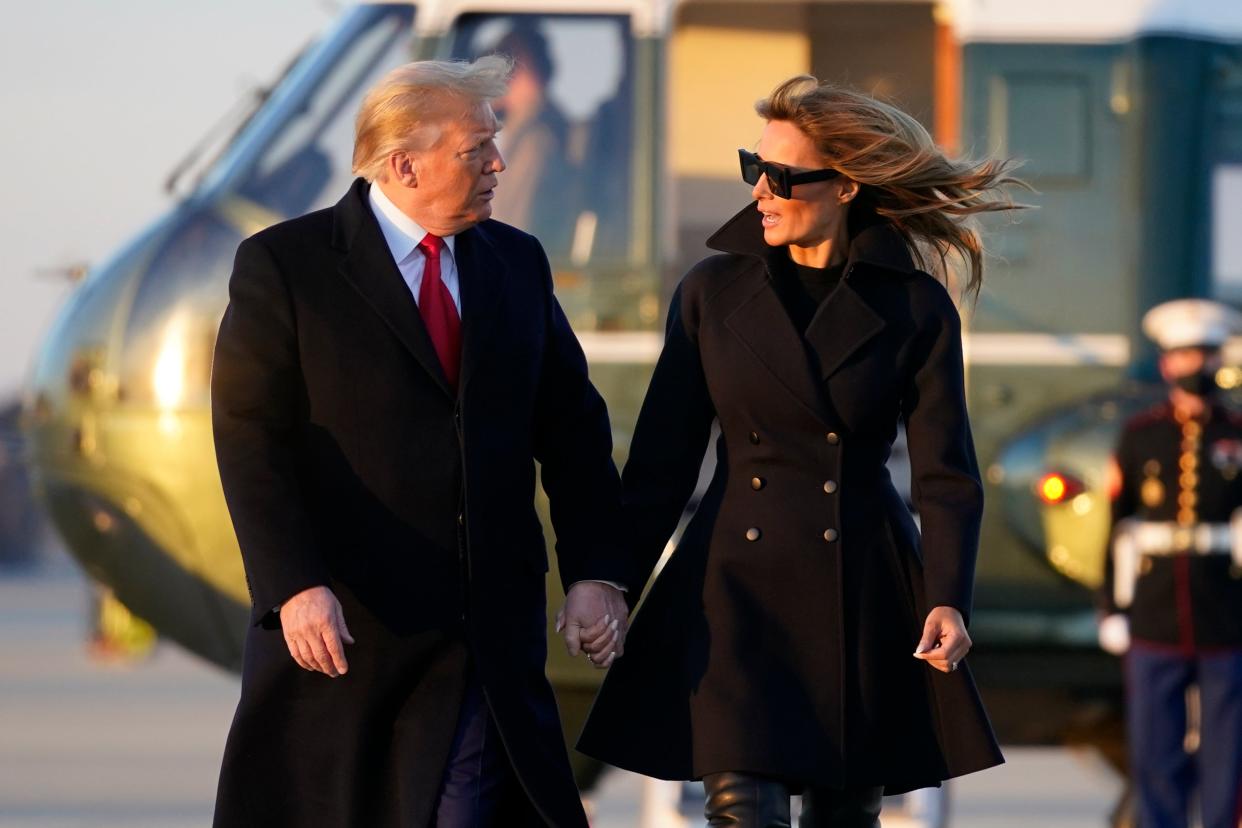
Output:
[703, 772, 883, 828]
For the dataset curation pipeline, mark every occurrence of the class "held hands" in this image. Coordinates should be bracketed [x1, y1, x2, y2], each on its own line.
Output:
[913, 606, 970, 674]
[279, 585, 355, 678]
[556, 581, 629, 670]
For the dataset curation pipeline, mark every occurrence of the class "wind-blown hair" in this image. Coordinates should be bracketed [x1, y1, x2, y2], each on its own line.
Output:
[756, 75, 1028, 302]
[352, 56, 513, 182]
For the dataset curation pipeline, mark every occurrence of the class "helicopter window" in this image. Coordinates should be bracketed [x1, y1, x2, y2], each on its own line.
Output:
[239, 8, 416, 219]
[445, 14, 634, 266]
[1213, 164, 1242, 301]
[995, 74, 1090, 186]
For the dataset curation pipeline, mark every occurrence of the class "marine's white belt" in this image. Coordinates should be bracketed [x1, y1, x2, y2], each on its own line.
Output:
[1130, 522, 1233, 556]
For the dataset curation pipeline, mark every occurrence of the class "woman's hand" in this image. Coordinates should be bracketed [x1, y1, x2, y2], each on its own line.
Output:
[555, 581, 628, 669]
[913, 606, 970, 674]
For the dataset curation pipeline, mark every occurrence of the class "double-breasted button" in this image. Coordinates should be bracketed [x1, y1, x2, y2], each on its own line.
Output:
[826, 432, 840, 445]
[823, 480, 838, 494]
[823, 528, 839, 542]
[751, 477, 766, 491]
[745, 527, 762, 542]
[749, 431, 761, 445]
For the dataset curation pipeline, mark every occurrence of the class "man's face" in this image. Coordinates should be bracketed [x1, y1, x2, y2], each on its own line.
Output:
[410, 101, 505, 235]
[1159, 346, 1218, 381]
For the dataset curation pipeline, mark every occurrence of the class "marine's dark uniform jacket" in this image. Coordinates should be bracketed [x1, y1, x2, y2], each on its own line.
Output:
[210, 179, 628, 827]
[578, 204, 1004, 794]
[1099, 400, 1242, 650]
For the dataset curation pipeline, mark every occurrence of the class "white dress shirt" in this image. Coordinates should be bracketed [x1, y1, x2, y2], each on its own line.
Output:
[368, 182, 461, 313]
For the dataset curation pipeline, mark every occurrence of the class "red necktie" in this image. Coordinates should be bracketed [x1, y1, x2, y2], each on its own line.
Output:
[417, 233, 462, 387]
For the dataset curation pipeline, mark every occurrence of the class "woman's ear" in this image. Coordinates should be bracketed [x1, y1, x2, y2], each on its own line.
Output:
[839, 179, 861, 205]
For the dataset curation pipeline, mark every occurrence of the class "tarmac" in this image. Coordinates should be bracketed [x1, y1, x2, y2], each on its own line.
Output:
[0, 568, 1123, 828]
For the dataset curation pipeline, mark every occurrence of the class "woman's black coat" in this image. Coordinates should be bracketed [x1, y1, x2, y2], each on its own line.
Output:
[578, 204, 1004, 794]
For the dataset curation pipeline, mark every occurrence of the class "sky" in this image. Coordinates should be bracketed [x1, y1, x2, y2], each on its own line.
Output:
[0, 0, 336, 397]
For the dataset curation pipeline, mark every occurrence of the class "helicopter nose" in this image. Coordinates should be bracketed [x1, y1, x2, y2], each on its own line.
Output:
[23, 214, 251, 671]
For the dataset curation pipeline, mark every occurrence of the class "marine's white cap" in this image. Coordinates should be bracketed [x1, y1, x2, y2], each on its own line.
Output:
[1141, 299, 1242, 351]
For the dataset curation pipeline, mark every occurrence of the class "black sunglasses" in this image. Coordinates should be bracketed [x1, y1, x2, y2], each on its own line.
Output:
[738, 148, 840, 199]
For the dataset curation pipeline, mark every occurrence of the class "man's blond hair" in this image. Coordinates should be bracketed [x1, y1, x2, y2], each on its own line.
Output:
[352, 56, 512, 182]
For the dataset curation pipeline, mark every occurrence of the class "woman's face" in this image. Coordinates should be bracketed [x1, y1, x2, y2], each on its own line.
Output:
[753, 119, 854, 251]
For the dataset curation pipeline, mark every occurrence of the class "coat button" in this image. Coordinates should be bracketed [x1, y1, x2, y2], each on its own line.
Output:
[751, 476, 765, 490]
[746, 527, 762, 542]
[457, 512, 464, 526]
[826, 432, 840, 445]
[823, 480, 838, 494]
[823, 528, 839, 542]
[749, 431, 761, 445]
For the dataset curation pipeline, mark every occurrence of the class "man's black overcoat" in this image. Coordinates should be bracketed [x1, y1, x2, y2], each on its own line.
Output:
[578, 204, 1004, 794]
[211, 179, 628, 827]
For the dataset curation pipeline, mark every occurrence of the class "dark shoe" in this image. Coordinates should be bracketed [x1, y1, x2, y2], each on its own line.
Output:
[799, 785, 883, 828]
[703, 772, 793, 827]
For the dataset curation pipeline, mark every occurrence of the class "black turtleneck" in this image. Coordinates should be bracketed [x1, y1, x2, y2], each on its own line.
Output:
[771, 251, 847, 333]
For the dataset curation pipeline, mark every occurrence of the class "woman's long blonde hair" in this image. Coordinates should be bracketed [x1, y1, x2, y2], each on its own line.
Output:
[756, 75, 1028, 302]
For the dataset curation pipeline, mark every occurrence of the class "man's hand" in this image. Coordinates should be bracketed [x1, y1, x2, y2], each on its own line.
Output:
[913, 606, 970, 674]
[1097, 613, 1130, 656]
[556, 582, 628, 669]
[279, 585, 355, 678]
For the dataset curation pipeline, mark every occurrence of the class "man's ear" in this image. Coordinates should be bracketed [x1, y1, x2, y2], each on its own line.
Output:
[386, 151, 418, 188]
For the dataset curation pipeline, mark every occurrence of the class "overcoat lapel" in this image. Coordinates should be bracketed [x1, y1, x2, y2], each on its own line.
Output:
[804, 280, 886, 380]
[709, 201, 911, 395]
[455, 223, 508, 393]
[332, 179, 454, 398]
[724, 275, 834, 426]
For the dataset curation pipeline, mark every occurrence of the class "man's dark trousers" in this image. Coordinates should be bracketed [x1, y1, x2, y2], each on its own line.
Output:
[431, 665, 545, 827]
[1126, 645, 1242, 828]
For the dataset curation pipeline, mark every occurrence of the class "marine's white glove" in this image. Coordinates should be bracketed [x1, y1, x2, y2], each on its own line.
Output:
[1098, 613, 1130, 656]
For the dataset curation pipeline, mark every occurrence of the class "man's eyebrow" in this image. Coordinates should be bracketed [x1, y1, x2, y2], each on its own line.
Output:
[466, 125, 500, 142]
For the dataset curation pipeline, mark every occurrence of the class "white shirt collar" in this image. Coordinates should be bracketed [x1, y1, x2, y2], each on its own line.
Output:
[367, 182, 457, 264]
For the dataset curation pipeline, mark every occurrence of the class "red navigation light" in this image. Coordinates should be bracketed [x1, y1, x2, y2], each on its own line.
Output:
[1037, 471, 1085, 505]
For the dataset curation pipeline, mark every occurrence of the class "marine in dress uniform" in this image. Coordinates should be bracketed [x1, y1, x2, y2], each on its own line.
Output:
[1099, 299, 1242, 828]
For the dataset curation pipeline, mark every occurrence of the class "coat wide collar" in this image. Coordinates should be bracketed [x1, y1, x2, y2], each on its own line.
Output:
[331, 178, 507, 399]
[710, 203, 909, 425]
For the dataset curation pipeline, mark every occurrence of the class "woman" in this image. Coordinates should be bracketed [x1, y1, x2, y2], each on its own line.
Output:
[576, 76, 1025, 826]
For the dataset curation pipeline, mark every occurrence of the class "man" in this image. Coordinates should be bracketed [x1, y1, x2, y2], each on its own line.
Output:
[211, 56, 629, 828]
[486, 22, 570, 248]
[1098, 298, 1242, 828]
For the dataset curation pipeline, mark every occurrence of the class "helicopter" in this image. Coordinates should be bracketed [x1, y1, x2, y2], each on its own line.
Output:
[21, 1, 1242, 824]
